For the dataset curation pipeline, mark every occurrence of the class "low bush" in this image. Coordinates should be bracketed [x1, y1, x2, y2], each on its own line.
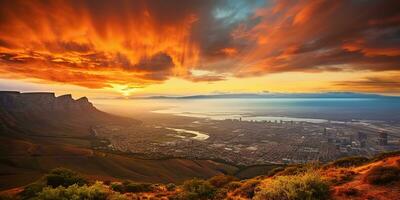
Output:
[336, 187, 359, 197]
[103, 180, 111, 185]
[327, 169, 356, 185]
[208, 174, 238, 188]
[45, 168, 87, 188]
[124, 182, 153, 193]
[166, 183, 176, 191]
[19, 168, 87, 199]
[364, 166, 400, 185]
[176, 178, 216, 200]
[254, 171, 330, 200]
[224, 181, 241, 191]
[170, 191, 199, 200]
[110, 181, 154, 193]
[109, 193, 131, 200]
[110, 182, 125, 193]
[213, 188, 229, 200]
[326, 156, 369, 168]
[232, 179, 260, 198]
[19, 183, 46, 199]
[0, 194, 14, 200]
[35, 182, 108, 200]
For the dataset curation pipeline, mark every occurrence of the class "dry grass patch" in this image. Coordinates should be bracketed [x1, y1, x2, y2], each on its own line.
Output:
[254, 171, 330, 200]
[364, 166, 400, 185]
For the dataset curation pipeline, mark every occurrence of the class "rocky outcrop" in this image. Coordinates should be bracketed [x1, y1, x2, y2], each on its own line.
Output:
[0, 91, 137, 137]
[0, 91, 96, 112]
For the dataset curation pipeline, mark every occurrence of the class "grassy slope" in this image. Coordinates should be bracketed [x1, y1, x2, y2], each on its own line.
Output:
[0, 136, 238, 190]
[228, 153, 400, 200]
[1, 152, 399, 199]
[234, 164, 282, 179]
[330, 155, 400, 200]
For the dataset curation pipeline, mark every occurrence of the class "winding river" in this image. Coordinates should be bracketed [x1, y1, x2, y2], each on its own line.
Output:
[165, 127, 209, 141]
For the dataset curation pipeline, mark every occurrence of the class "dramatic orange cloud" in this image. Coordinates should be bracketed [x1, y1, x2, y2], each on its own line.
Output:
[231, 0, 400, 76]
[0, 0, 399, 93]
[0, 0, 203, 88]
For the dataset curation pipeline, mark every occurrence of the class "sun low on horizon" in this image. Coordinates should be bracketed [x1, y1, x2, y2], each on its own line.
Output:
[0, 0, 400, 98]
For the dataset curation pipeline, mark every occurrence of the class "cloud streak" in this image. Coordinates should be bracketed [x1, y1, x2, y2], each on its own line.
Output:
[334, 73, 400, 94]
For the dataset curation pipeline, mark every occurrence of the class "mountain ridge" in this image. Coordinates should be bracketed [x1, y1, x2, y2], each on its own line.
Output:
[0, 91, 95, 112]
[0, 91, 137, 137]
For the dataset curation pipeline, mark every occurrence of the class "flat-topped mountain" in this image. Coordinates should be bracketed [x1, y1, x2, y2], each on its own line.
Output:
[0, 91, 138, 137]
[0, 91, 95, 112]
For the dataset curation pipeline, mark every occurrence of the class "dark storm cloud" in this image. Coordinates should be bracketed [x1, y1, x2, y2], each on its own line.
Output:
[133, 53, 175, 72]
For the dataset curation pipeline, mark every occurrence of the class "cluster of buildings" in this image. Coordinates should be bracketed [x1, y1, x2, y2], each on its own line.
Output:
[93, 118, 400, 166]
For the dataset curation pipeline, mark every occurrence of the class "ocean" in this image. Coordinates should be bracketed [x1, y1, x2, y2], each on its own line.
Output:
[93, 98, 400, 122]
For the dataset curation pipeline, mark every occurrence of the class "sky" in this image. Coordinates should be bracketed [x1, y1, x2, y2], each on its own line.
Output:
[0, 0, 399, 98]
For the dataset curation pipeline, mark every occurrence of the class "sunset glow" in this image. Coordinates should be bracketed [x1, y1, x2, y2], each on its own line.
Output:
[0, 0, 399, 97]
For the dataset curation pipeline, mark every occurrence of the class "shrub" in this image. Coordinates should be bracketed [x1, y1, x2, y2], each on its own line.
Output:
[35, 182, 108, 200]
[327, 169, 356, 185]
[179, 178, 216, 200]
[166, 183, 176, 191]
[364, 166, 400, 185]
[19, 183, 46, 199]
[170, 191, 199, 200]
[336, 187, 359, 197]
[110, 182, 125, 193]
[0, 194, 14, 200]
[109, 193, 131, 200]
[103, 180, 111, 185]
[254, 171, 330, 200]
[208, 174, 238, 188]
[232, 179, 260, 198]
[213, 188, 229, 200]
[45, 168, 87, 188]
[224, 181, 241, 191]
[150, 184, 164, 192]
[124, 182, 153, 193]
[110, 181, 154, 193]
[326, 156, 369, 168]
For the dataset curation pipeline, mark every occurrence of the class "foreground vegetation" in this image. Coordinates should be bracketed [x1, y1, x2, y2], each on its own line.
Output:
[1, 151, 399, 200]
[254, 172, 329, 200]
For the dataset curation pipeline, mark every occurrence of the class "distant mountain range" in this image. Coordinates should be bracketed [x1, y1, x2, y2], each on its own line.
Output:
[126, 92, 398, 99]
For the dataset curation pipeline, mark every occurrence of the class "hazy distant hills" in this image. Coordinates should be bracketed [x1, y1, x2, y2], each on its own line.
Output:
[0, 91, 137, 137]
[127, 92, 398, 99]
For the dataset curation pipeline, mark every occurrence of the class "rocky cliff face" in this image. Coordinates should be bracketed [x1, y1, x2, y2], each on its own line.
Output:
[0, 91, 137, 137]
[0, 91, 96, 112]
